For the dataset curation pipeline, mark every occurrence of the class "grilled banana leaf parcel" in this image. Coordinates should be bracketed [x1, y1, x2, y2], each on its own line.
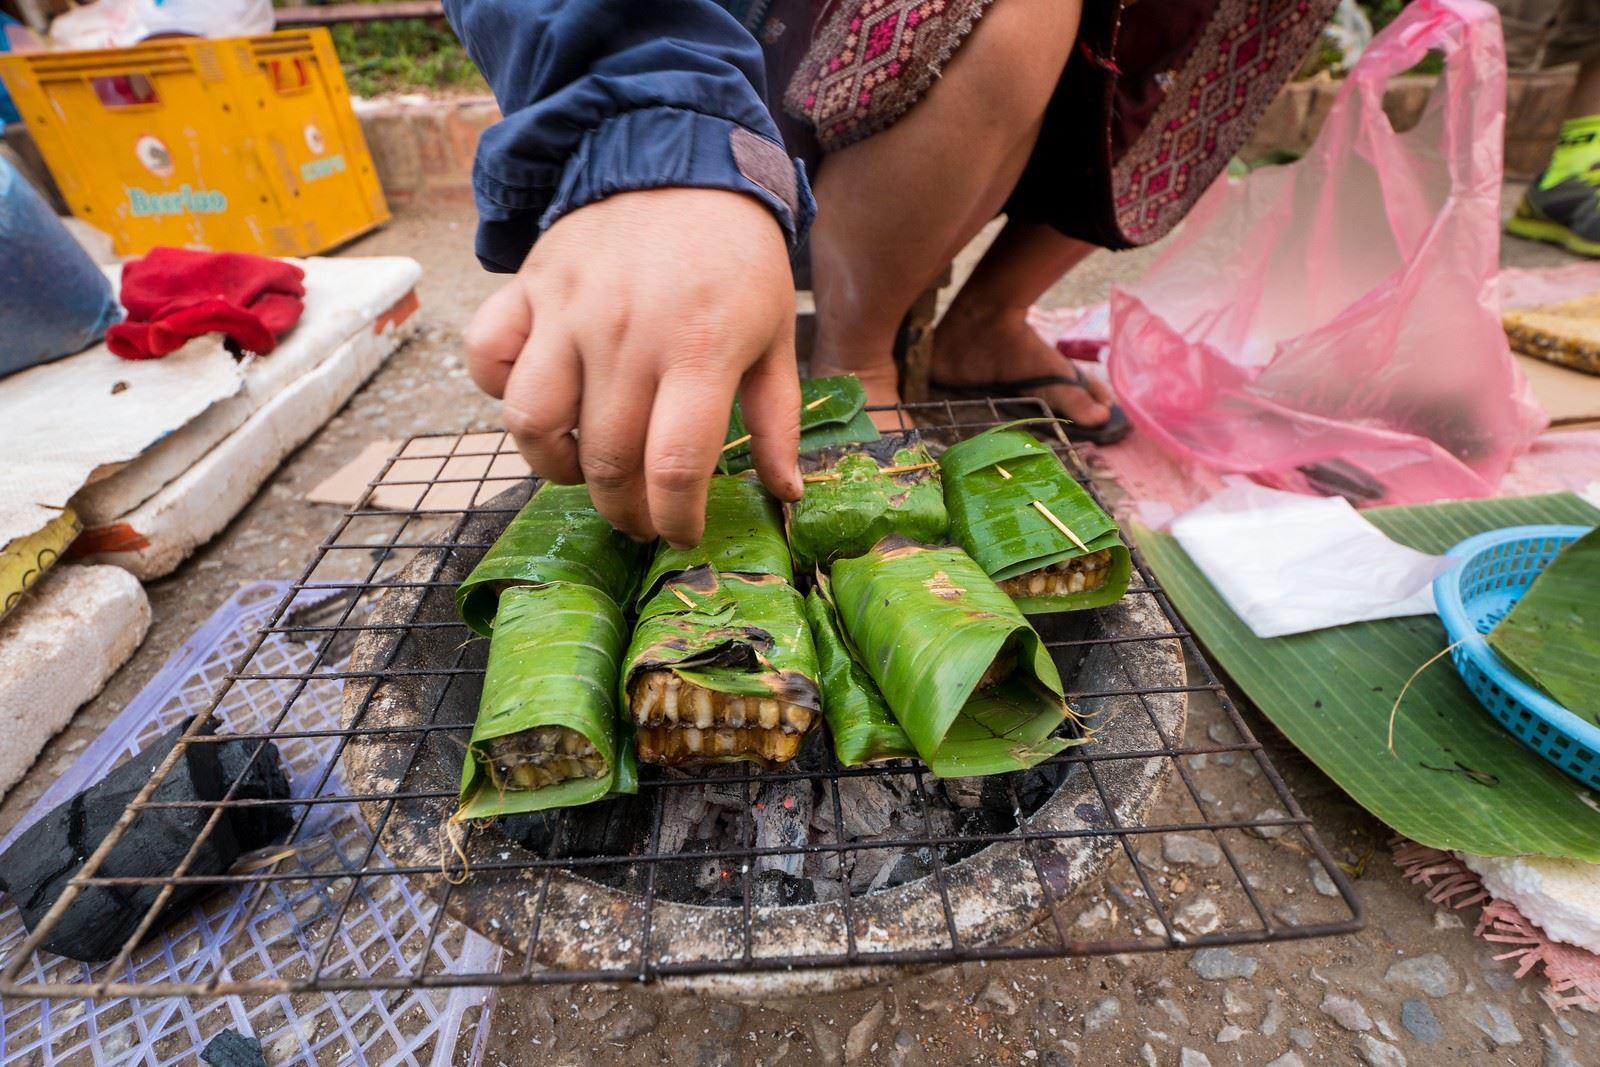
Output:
[456, 582, 636, 820]
[455, 482, 647, 636]
[623, 566, 821, 767]
[721, 374, 880, 474]
[804, 585, 917, 767]
[787, 432, 948, 571]
[939, 429, 1131, 613]
[639, 472, 792, 604]
[829, 537, 1074, 776]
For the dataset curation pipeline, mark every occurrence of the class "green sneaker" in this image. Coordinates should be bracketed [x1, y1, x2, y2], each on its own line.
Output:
[1507, 169, 1600, 258]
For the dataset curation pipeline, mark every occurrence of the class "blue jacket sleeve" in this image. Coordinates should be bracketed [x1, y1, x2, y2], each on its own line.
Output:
[443, 0, 815, 273]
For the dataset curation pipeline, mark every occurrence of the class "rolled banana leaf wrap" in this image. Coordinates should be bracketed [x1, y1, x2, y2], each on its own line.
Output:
[804, 584, 917, 767]
[455, 482, 648, 636]
[786, 432, 949, 571]
[456, 582, 637, 820]
[623, 565, 822, 767]
[939, 428, 1131, 614]
[720, 374, 879, 474]
[638, 472, 791, 604]
[829, 537, 1076, 777]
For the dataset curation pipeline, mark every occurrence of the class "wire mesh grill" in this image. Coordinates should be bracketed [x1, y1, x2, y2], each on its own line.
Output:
[0, 398, 1362, 999]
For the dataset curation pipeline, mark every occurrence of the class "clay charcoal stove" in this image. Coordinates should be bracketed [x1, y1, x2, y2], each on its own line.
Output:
[0, 403, 1361, 1000]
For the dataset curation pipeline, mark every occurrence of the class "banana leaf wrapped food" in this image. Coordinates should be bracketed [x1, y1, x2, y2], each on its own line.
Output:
[623, 565, 821, 767]
[829, 537, 1075, 776]
[786, 432, 949, 571]
[455, 482, 648, 636]
[939, 428, 1131, 613]
[804, 585, 918, 767]
[456, 581, 637, 819]
[720, 374, 880, 474]
[639, 471, 791, 604]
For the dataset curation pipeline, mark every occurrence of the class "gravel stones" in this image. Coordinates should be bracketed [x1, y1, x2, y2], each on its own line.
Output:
[845, 1002, 885, 1062]
[602, 1007, 660, 1044]
[1189, 947, 1258, 980]
[978, 979, 1019, 1016]
[1319, 993, 1372, 1032]
[1399, 999, 1442, 1043]
[1383, 953, 1462, 997]
[1163, 834, 1224, 867]
[1472, 1002, 1524, 1047]
[1265, 1055, 1306, 1067]
[1356, 1034, 1407, 1067]
[1083, 997, 1121, 1031]
[1176, 896, 1222, 936]
[1309, 861, 1340, 898]
[1179, 1050, 1212, 1067]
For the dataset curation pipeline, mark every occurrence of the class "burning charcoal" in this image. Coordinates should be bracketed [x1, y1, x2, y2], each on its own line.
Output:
[499, 792, 653, 859]
[0, 719, 293, 963]
[883, 849, 937, 889]
[752, 869, 816, 907]
[833, 775, 898, 838]
[755, 777, 813, 879]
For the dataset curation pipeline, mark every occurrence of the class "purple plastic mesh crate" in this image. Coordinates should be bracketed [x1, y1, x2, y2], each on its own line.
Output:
[0, 582, 501, 1066]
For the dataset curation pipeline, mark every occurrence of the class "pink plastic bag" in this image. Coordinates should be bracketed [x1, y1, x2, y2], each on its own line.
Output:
[1108, 0, 1547, 506]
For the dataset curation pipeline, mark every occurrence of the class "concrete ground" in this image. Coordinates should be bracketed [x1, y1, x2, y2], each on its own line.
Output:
[2, 192, 1595, 1066]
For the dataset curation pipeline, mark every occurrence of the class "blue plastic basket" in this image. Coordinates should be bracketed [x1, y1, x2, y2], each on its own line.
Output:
[1433, 524, 1600, 790]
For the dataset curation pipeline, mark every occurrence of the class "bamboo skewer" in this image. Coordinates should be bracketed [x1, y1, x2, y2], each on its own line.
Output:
[722, 394, 835, 453]
[1031, 499, 1090, 553]
[670, 585, 697, 608]
[994, 464, 1013, 480]
[802, 460, 938, 483]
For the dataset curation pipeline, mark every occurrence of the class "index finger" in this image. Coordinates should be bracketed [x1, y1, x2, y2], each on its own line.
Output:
[644, 365, 741, 549]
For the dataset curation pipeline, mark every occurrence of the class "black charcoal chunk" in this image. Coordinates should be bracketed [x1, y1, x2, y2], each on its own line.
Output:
[0, 718, 294, 963]
[201, 1029, 268, 1067]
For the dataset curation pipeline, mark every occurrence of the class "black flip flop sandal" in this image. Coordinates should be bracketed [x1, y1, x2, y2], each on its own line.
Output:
[929, 366, 1133, 446]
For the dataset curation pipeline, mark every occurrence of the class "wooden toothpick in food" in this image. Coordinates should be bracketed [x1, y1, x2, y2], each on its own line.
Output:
[1031, 499, 1089, 553]
[671, 585, 697, 608]
[994, 464, 1013, 480]
[722, 394, 835, 453]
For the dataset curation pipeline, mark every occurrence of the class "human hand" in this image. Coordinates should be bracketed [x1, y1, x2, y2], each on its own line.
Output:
[463, 187, 802, 547]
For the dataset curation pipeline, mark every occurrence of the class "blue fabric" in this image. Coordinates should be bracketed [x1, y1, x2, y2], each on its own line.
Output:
[0, 15, 22, 127]
[443, 0, 813, 273]
[0, 158, 119, 378]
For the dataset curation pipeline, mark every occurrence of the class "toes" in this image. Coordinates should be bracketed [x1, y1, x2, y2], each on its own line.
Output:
[1043, 384, 1111, 428]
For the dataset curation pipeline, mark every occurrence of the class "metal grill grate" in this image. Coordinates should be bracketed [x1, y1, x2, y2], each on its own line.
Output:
[0, 398, 1362, 999]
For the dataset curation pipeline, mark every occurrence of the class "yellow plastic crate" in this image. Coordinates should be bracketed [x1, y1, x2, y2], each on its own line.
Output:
[0, 29, 388, 256]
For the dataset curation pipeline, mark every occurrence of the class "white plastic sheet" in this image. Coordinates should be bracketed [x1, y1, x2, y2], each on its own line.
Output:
[1170, 479, 1445, 639]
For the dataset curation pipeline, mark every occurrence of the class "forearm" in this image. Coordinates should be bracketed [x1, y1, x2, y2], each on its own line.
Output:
[444, 0, 813, 271]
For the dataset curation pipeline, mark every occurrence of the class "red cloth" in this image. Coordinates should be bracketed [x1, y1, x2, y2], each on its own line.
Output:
[106, 248, 306, 360]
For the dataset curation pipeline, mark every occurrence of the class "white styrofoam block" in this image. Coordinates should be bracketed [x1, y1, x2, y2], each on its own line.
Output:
[74, 256, 423, 524]
[75, 306, 418, 580]
[1462, 852, 1600, 955]
[0, 564, 150, 801]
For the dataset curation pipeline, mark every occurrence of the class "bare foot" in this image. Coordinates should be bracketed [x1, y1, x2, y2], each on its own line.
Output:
[808, 355, 908, 431]
[932, 305, 1114, 429]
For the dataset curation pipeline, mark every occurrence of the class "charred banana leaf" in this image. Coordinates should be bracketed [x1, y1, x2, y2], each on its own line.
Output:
[639, 472, 791, 604]
[829, 537, 1075, 776]
[939, 428, 1130, 613]
[804, 584, 918, 767]
[455, 482, 647, 636]
[721, 374, 879, 474]
[787, 432, 948, 571]
[623, 566, 821, 767]
[457, 582, 637, 820]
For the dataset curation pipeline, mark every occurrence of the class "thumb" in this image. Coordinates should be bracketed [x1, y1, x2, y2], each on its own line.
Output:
[739, 331, 803, 502]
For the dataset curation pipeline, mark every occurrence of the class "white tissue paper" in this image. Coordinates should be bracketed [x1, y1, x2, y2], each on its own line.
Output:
[1170, 478, 1446, 638]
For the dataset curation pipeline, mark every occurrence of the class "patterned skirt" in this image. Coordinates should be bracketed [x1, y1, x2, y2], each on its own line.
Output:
[737, 0, 1337, 250]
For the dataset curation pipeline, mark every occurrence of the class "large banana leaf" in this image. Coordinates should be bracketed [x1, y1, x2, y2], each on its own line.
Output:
[623, 565, 821, 728]
[720, 374, 879, 474]
[787, 432, 948, 571]
[1138, 492, 1600, 861]
[939, 428, 1130, 613]
[804, 585, 918, 766]
[829, 537, 1073, 776]
[457, 583, 637, 819]
[1487, 525, 1600, 721]
[639, 472, 791, 604]
[455, 482, 646, 635]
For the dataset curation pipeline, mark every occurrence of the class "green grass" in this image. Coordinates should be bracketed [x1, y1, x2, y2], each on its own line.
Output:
[328, 18, 484, 97]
